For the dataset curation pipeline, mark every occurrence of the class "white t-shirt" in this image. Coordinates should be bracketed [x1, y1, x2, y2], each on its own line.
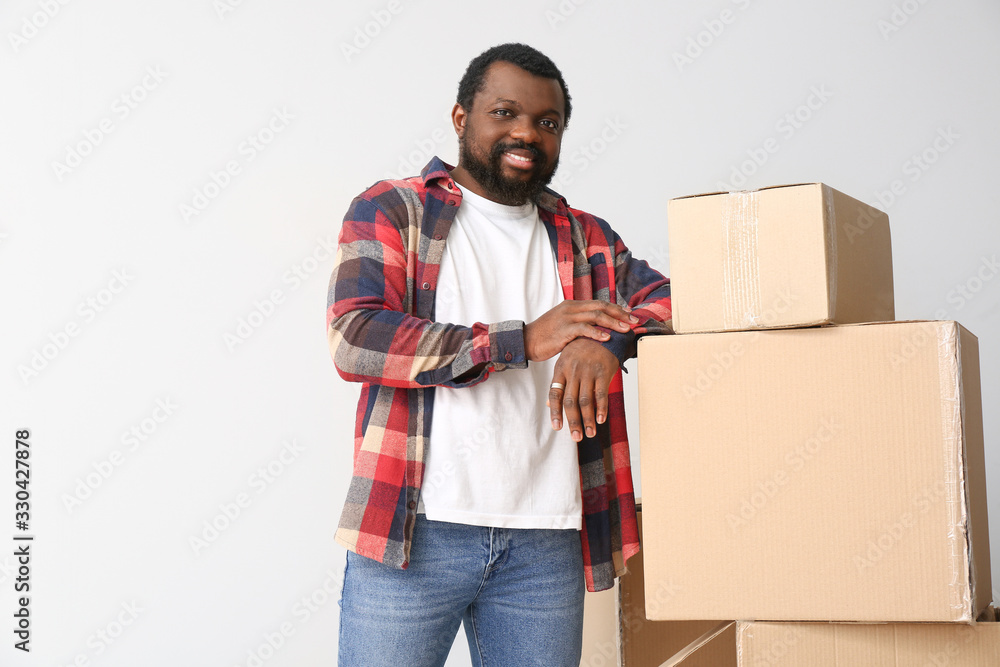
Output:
[418, 187, 583, 530]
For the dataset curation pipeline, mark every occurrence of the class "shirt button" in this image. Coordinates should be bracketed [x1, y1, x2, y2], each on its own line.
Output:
[434, 234, 442, 240]
[407, 500, 416, 510]
[505, 352, 513, 362]
[447, 199, 457, 206]
[422, 282, 430, 290]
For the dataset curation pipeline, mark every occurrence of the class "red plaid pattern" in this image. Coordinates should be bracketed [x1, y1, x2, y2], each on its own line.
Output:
[327, 157, 672, 591]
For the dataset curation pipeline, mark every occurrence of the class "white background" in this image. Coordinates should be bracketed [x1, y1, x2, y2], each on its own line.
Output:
[1, 1, 998, 665]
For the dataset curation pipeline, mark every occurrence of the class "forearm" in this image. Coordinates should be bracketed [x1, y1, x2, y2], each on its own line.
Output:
[328, 307, 526, 388]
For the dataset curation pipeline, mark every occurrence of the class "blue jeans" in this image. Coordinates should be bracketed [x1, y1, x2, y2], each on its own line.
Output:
[338, 515, 585, 666]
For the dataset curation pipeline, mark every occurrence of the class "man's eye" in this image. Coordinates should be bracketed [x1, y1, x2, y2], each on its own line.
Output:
[493, 109, 512, 117]
[541, 119, 558, 130]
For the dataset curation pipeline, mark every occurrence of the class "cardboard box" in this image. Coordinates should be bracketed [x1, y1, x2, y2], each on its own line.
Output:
[735, 619, 1000, 665]
[667, 183, 894, 334]
[617, 509, 736, 667]
[638, 321, 990, 622]
[578, 506, 737, 666]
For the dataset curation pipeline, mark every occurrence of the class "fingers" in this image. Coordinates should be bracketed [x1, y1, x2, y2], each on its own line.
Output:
[550, 339, 619, 441]
[569, 301, 638, 329]
[562, 376, 584, 442]
[527, 300, 639, 363]
[548, 378, 565, 431]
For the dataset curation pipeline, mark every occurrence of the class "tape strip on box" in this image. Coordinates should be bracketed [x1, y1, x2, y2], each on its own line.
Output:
[936, 321, 972, 620]
[721, 191, 762, 329]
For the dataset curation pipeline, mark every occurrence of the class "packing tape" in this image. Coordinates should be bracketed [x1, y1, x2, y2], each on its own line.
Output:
[721, 191, 763, 329]
[823, 184, 838, 314]
[937, 321, 972, 620]
[658, 621, 735, 667]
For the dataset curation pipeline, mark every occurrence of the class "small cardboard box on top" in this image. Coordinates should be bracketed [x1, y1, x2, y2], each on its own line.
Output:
[667, 183, 894, 334]
[637, 320, 990, 623]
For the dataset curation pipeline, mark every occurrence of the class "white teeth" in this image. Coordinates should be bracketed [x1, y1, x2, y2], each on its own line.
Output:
[505, 152, 531, 163]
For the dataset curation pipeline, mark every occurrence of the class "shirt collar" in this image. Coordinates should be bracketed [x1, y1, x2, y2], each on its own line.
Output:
[420, 155, 568, 216]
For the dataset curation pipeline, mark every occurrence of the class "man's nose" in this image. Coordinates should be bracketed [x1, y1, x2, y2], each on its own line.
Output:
[509, 118, 541, 145]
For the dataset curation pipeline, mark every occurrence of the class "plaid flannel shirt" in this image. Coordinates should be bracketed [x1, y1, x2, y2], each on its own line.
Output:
[327, 156, 672, 592]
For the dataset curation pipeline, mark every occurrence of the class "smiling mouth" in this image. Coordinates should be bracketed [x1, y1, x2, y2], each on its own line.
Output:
[503, 151, 537, 169]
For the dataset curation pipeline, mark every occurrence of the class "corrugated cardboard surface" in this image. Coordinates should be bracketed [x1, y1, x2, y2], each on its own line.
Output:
[618, 510, 734, 666]
[581, 582, 618, 665]
[667, 183, 894, 334]
[638, 321, 990, 622]
[736, 620, 1000, 665]
[663, 623, 738, 667]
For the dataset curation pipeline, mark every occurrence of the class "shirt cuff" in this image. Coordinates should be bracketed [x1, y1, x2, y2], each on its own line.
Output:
[599, 329, 637, 369]
[488, 320, 527, 370]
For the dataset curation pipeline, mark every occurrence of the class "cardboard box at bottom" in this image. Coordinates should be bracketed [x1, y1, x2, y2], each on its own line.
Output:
[616, 508, 734, 667]
[605, 511, 1000, 665]
[734, 617, 1000, 666]
[577, 506, 735, 665]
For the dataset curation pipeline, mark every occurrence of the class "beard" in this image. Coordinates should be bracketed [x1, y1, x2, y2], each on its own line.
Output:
[458, 133, 558, 206]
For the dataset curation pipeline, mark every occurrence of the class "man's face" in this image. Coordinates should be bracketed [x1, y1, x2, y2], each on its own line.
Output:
[452, 61, 565, 205]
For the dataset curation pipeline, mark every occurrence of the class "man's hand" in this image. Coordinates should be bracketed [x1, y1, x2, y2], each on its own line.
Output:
[524, 300, 637, 362]
[547, 338, 621, 442]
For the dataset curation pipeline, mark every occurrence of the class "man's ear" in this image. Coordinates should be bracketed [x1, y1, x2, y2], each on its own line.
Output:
[451, 103, 467, 139]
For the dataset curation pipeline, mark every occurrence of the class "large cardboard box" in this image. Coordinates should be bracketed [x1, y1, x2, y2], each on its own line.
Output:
[735, 617, 1000, 665]
[667, 183, 894, 334]
[638, 321, 990, 622]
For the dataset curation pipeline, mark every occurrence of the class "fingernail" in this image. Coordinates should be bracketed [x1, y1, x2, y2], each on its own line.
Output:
[572, 430, 581, 441]
[624, 305, 632, 312]
[602, 332, 610, 338]
[586, 427, 595, 437]
[597, 414, 605, 424]
[630, 315, 639, 323]
[619, 322, 629, 329]
[552, 419, 561, 430]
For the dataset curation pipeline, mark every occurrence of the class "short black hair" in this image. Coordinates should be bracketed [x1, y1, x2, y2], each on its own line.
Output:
[457, 43, 572, 127]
